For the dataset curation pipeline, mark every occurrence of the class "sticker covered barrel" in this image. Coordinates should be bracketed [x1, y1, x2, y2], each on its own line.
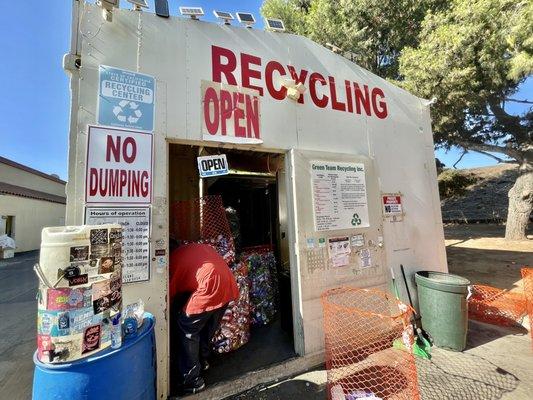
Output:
[36, 225, 123, 363]
[33, 313, 156, 400]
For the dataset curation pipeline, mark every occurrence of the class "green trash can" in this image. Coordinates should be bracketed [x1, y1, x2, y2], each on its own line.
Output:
[415, 271, 470, 351]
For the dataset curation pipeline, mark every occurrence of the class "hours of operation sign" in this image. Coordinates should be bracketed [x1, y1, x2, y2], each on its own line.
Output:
[85, 207, 150, 283]
[311, 161, 369, 231]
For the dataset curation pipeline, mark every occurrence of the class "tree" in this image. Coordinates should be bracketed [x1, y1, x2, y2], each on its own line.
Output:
[261, 0, 447, 80]
[399, 0, 532, 240]
[262, 0, 533, 239]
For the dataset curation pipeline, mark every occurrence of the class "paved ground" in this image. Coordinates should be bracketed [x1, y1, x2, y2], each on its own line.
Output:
[0, 251, 38, 400]
[230, 320, 532, 400]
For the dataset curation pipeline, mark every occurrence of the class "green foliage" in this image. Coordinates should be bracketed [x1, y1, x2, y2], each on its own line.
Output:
[260, 0, 309, 35]
[399, 0, 533, 152]
[438, 169, 478, 199]
[261, 0, 447, 80]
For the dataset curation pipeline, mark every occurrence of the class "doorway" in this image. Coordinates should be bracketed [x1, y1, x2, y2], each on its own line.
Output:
[168, 144, 296, 390]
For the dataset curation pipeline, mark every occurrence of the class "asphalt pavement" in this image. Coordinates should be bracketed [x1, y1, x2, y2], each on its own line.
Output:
[0, 251, 39, 400]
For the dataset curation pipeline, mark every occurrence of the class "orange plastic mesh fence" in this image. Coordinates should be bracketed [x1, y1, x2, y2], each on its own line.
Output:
[468, 284, 527, 327]
[169, 195, 235, 263]
[322, 287, 420, 400]
[521, 267, 533, 346]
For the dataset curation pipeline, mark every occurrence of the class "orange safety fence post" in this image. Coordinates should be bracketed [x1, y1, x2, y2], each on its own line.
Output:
[468, 284, 527, 327]
[521, 267, 533, 347]
[322, 287, 420, 400]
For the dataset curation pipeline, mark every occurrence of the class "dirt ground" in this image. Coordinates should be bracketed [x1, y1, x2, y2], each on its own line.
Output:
[445, 223, 533, 291]
[229, 224, 533, 400]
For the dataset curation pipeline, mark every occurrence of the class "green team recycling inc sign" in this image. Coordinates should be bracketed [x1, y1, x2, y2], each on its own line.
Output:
[311, 161, 370, 231]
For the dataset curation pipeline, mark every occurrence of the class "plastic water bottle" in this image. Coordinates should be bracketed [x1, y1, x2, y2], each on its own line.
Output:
[123, 316, 138, 338]
[111, 313, 122, 349]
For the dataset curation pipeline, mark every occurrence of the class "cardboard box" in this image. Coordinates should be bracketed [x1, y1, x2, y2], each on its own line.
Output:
[0, 248, 15, 259]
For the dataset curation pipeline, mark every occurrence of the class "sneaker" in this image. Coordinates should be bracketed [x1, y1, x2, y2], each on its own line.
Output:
[182, 377, 206, 395]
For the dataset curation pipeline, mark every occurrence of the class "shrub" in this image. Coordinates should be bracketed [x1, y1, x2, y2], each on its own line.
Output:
[438, 169, 477, 199]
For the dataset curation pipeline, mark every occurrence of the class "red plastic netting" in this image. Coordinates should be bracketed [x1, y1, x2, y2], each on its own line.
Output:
[521, 267, 533, 347]
[322, 287, 420, 400]
[169, 195, 235, 263]
[468, 284, 527, 327]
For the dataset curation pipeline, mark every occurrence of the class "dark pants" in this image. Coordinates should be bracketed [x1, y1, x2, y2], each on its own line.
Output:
[176, 305, 227, 386]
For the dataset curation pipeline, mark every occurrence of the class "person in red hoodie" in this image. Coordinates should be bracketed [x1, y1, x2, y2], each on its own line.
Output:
[169, 243, 239, 394]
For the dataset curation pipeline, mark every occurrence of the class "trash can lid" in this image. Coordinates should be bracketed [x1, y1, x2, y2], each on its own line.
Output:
[415, 271, 470, 294]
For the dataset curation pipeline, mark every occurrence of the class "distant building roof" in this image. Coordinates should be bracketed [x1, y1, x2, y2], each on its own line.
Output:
[0, 182, 66, 204]
[0, 156, 66, 185]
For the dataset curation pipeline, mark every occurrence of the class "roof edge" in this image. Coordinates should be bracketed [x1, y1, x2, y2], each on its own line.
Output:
[0, 156, 66, 185]
[0, 182, 66, 205]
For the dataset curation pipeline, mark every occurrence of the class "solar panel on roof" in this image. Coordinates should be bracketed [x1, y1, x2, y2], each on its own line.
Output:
[127, 0, 148, 8]
[179, 7, 204, 16]
[155, 0, 169, 18]
[214, 11, 234, 20]
[265, 18, 285, 31]
[237, 12, 256, 23]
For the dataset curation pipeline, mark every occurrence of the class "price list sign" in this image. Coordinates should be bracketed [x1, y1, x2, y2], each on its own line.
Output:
[311, 161, 369, 231]
[85, 207, 150, 283]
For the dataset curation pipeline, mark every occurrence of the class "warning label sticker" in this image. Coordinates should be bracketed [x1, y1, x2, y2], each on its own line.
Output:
[382, 194, 403, 216]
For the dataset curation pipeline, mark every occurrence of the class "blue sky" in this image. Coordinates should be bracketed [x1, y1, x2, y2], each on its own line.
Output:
[0, 1, 530, 180]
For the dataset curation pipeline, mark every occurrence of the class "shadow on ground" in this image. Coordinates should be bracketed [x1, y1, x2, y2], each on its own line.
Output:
[230, 322, 527, 400]
[466, 320, 528, 349]
[444, 223, 533, 241]
[447, 246, 532, 290]
[231, 379, 325, 400]
[417, 348, 519, 400]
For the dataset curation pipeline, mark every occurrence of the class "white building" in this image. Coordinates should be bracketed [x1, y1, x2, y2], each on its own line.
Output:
[0, 156, 66, 253]
[65, 2, 447, 398]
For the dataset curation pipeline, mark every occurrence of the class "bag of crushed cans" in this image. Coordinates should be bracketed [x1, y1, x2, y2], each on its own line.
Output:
[212, 261, 251, 353]
[241, 246, 279, 326]
[183, 235, 235, 265]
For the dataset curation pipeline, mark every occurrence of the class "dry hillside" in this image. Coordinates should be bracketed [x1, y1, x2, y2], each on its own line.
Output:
[440, 164, 520, 222]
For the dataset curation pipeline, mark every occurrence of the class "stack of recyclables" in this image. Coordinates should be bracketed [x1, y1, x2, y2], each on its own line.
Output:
[184, 234, 235, 265]
[242, 246, 279, 326]
[36, 225, 123, 363]
[212, 261, 251, 353]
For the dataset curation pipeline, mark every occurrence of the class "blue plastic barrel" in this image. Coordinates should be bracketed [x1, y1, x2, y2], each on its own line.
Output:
[33, 313, 156, 400]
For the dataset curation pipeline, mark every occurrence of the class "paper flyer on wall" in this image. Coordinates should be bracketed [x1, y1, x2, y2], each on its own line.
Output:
[328, 237, 351, 267]
[85, 207, 150, 283]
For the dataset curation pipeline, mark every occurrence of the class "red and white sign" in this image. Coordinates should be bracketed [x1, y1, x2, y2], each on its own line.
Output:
[201, 80, 262, 144]
[210, 45, 388, 119]
[85, 126, 153, 204]
[382, 195, 402, 215]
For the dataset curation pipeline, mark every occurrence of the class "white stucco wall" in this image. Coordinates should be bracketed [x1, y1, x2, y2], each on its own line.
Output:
[0, 163, 66, 198]
[0, 195, 65, 252]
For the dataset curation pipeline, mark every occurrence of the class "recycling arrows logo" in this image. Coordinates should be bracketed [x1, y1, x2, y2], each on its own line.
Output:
[351, 213, 362, 226]
[112, 100, 143, 124]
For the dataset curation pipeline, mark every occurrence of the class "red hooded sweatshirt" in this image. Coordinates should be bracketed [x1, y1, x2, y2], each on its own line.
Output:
[169, 243, 238, 315]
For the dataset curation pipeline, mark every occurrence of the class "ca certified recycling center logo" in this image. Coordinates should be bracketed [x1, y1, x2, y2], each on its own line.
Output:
[113, 100, 143, 124]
